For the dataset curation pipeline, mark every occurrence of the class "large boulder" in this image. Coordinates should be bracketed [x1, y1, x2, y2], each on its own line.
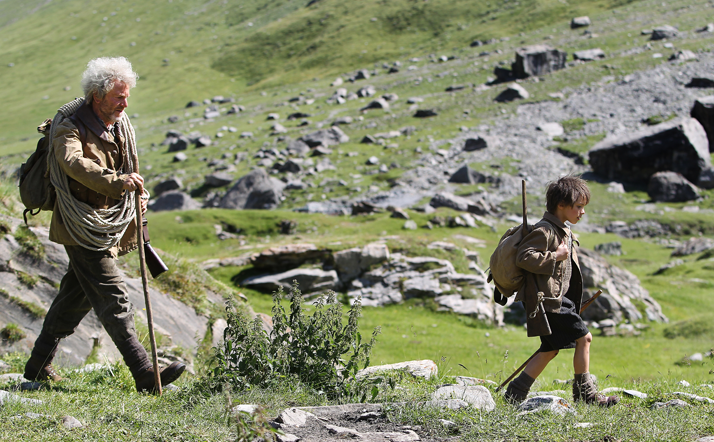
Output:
[299, 127, 349, 147]
[242, 268, 340, 293]
[334, 243, 390, 282]
[495, 84, 529, 102]
[651, 25, 678, 40]
[647, 171, 700, 202]
[671, 237, 714, 257]
[250, 244, 331, 271]
[218, 169, 285, 210]
[166, 136, 189, 153]
[204, 172, 233, 188]
[149, 191, 201, 212]
[690, 96, 714, 152]
[153, 177, 182, 196]
[512, 45, 567, 78]
[588, 118, 710, 184]
[578, 248, 667, 323]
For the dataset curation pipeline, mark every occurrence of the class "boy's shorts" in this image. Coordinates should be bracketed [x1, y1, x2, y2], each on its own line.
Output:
[538, 296, 589, 352]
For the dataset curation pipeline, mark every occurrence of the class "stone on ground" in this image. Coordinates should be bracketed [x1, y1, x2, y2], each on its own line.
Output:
[356, 360, 438, 380]
[512, 45, 567, 78]
[432, 385, 496, 411]
[648, 171, 700, 203]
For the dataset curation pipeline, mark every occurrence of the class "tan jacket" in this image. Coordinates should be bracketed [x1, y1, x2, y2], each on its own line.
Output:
[515, 212, 583, 335]
[49, 103, 138, 256]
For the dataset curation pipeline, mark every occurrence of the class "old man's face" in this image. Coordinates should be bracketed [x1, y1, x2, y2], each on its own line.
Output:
[95, 80, 130, 126]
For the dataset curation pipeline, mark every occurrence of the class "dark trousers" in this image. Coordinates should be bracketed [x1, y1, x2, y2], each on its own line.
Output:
[37, 245, 150, 375]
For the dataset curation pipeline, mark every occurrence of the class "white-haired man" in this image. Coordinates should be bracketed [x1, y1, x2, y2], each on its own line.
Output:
[24, 57, 185, 393]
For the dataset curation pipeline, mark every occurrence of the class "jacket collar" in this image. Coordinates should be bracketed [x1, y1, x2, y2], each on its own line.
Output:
[542, 211, 569, 234]
[75, 102, 116, 143]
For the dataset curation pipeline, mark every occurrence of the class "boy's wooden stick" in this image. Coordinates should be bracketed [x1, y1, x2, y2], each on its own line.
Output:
[495, 289, 603, 393]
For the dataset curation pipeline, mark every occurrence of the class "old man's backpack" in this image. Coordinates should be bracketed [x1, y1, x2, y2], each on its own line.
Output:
[18, 116, 86, 225]
[18, 119, 55, 224]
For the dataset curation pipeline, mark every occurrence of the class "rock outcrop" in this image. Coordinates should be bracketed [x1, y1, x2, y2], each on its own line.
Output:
[512, 45, 567, 78]
[216, 169, 285, 210]
[588, 118, 710, 184]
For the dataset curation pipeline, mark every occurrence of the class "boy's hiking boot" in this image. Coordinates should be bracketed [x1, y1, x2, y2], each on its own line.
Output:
[134, 361, 186, 393]
[504, 371, 535, 404]
[573, 372, 619, 407]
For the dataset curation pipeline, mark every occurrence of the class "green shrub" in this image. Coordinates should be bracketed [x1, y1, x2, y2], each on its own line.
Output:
[663, 315, 714, 339]
[213, 283, 380, 400]
[1, 323, 26, 343]
[14, 224, 45, 261]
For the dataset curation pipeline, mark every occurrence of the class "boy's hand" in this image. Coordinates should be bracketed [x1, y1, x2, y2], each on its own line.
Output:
[555, 240, 569, 261]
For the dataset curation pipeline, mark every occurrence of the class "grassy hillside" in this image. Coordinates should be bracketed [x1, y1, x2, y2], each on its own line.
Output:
[0, 0, 643, 155]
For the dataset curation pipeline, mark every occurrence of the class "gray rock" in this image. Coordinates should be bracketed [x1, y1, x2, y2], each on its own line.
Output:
[218, 169, 285, 210]
[204, 172, 233, 188]
[574, 48, 605, 61]
[623, 389, 648, 399]
[61, 416, 83, 429]
[149, 191, 201, 212]
[353, 69, 370, 80]
[690, 96, 714, 152]
[671, 237, 714, 256]
[495, 84, 529, 102]
[356, 85, 376, 97]
[432, 385, 495, 411]
[651, 399, 690, 409]
[578, 248, 667, 323]
[594, 241, 623, 256]
[361, 98, 390, 111]
[403, 275, 442, 298]
[670, 50, 697, 62]
[166, 136, 189, 153]
[588, 117, 710, 185]
[251, 244, 330, 271]
[518, 395, 574, 415]
[348, 284, 402, 307]
[356, 360, 438, 380]
[287, 139, 311, 157]
[414, 109, 438, 118]
[651, 25, 678, 40]
[366, 156, 379, 165]
[172, 152, 187, 163]
[194, 135, 211, 148]
[333, 116, 353, 125]
[672, 392, 714, 404]
[153, 178, 182, 196]
[277, 408, 316, 427]
[242, 268, 340, 293]
[449, 165, 489, 184]
[512, 45, 567, 78]
[403, 220, 417, 230]
[299, 126, 349, 147]
[697, 23, 714, 33]
[648, 171, 700, 202]
[434, 294, 498, 322]
[227, 104, 245, 114]
[279, 159, 303, 174]
[463, 136, 494, 151]
[570, 16, 591, 28]
[429, 192, 473, 212]
[537, 122, 564, 137]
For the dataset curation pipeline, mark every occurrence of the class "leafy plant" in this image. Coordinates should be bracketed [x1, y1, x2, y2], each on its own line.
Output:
[1, 323, 26, 343]
[214, 283, 380, 399]
[14, 225, 45, 261]
[15, 270, 39, 288]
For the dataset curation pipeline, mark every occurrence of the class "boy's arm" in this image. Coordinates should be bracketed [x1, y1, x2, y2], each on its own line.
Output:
[516, 227, 557, 276]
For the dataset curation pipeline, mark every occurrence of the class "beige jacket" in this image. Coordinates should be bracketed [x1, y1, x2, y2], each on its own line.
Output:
[515, 212, 583, 334]
[49, 103, 138, 256]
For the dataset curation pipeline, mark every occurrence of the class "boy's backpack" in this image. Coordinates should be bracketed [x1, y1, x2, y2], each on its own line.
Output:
[18, 119, 55, 224]
[488, 223, 531, 305]
[18, 115, 86, 225]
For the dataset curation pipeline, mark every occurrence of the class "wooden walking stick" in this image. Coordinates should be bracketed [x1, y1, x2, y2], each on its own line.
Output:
[495, 289, 603, 393]
[135, 190, 162, 395]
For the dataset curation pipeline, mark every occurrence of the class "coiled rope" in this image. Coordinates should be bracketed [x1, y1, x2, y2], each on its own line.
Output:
[47, 98, 147, 251]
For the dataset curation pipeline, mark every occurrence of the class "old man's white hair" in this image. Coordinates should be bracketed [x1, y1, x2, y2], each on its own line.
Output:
[81, 56, 138, 102]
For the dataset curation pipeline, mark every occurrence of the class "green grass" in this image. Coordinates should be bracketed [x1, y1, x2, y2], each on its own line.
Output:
[0, 323, 26, 343]
[0, 288, 47, 319]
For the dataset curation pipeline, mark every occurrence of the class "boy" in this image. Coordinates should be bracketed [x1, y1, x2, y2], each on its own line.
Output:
[504, 175, 619, 407]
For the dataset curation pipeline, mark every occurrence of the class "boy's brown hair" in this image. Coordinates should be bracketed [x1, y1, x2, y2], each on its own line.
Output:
[545, 175, 591, 214]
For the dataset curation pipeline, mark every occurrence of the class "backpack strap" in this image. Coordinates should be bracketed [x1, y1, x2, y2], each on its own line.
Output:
[69, 114, 87, 147]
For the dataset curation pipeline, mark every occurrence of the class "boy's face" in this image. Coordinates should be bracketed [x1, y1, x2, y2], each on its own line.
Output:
[558, 197, 587, 225]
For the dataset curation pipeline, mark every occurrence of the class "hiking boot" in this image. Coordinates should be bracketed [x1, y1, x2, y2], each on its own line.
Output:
[504, 371, 535, 405]
[135, 362, 186, 393]
[24, 360, 63, 382]
[24, 333, 63, 382]
[573, 372, 619, 407]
